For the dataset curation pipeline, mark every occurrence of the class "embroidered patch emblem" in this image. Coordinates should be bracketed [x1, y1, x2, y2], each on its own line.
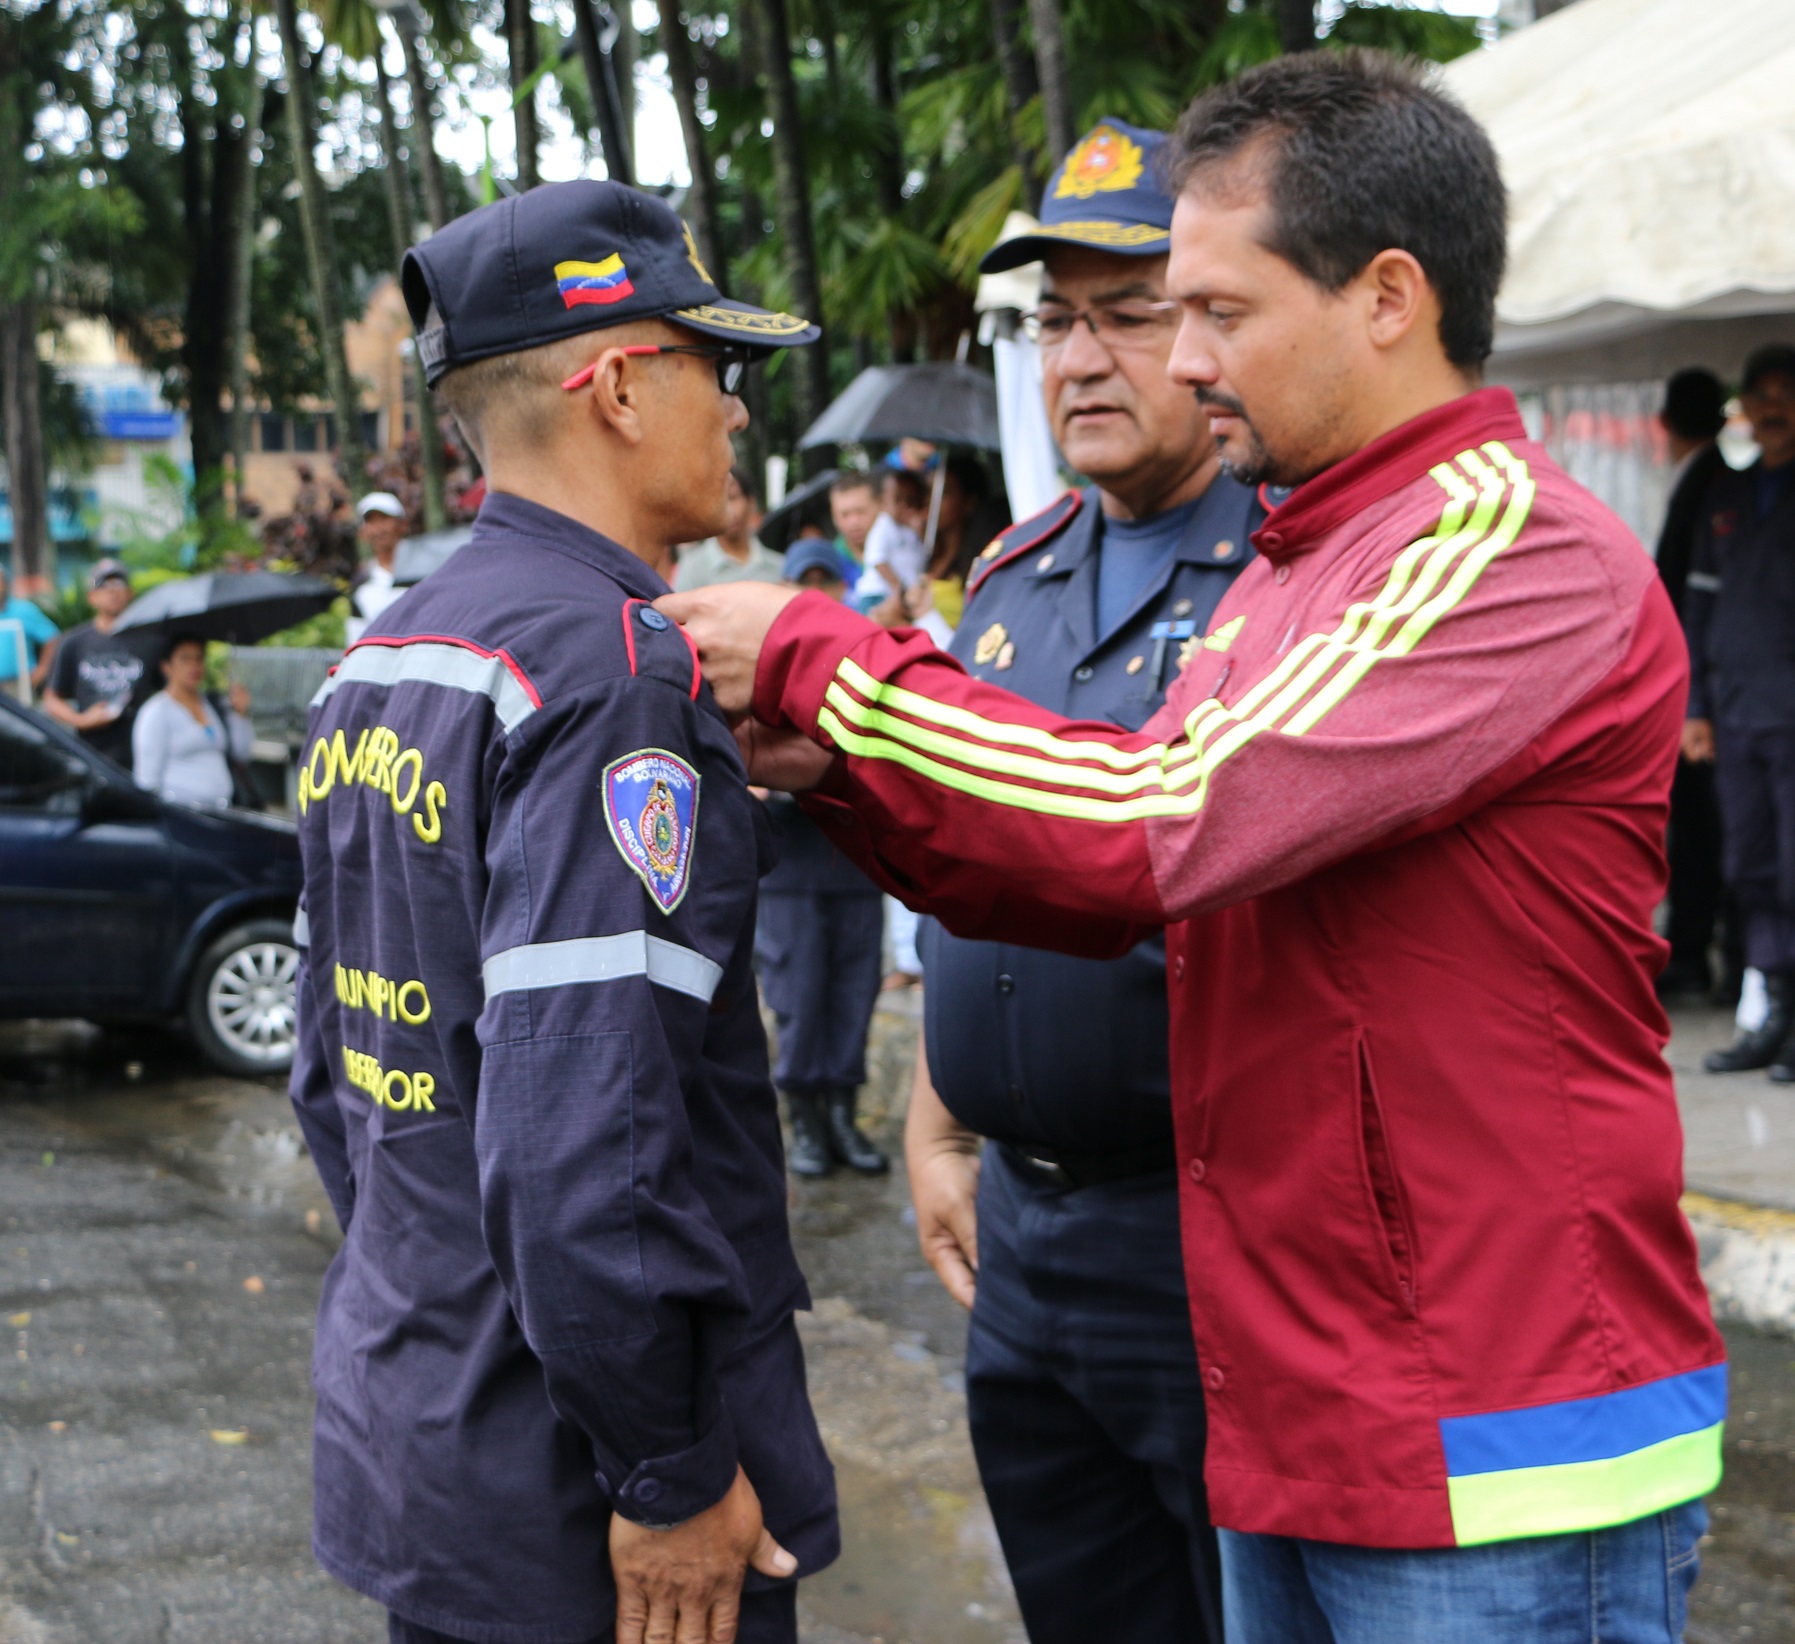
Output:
[1054, 124, 1144, 201]
[603, 749, 700, 913]
[974, 623, 1009, 666]
[555, 254, 635, 309]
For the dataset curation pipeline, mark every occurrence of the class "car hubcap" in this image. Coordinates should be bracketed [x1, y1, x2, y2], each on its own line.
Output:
[208, 941, 299, 1066]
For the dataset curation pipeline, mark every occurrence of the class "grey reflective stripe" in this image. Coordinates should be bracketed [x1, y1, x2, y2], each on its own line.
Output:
[482, 933, 723, 1005]
[312, 640, 539, 733]
[293, 906, 310, 948]
[1686, 572, 1722, 593]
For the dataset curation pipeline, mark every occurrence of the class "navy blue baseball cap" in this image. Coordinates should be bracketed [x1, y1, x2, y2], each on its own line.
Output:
[783, 539, 853, 585]
[403, 180, 819, 388]
[980, 117, 1173, 274]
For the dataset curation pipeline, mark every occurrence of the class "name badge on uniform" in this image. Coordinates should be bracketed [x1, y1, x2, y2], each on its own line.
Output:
[604, 749, 700, 914]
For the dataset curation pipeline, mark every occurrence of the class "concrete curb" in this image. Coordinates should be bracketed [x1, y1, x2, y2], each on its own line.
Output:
[1685, 1191, 1795, 1336]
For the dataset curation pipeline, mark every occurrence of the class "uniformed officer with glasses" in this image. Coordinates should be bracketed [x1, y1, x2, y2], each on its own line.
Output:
[905, 117, 1262, 1644]
[288, 179, 837, 1644]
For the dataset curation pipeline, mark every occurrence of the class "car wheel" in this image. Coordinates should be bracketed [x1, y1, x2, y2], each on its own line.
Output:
[187, 918, 300, 1077]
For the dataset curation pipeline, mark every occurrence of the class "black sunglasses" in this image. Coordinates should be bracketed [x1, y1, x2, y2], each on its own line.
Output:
[622, 343, 755, 396]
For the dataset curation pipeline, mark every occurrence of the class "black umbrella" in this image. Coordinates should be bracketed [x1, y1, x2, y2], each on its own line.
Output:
[755, 470, 841, 554]
[393, 525, 475, 588]
[110, 571, 340, 647]
[798, 362, 1001, 451]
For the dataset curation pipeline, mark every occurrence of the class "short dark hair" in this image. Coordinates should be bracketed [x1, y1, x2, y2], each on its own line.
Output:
[831, 471, 877, 498]
[1166, 50, 1507, 369]
[1742, 344, 1795, 397]
[1661, 369, 1728, 442]
[162, 632, 207, 663]
[884, 469, 927, 509]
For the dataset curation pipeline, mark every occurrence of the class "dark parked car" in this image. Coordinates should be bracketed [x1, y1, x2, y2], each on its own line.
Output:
[0, 694, 303, 1076]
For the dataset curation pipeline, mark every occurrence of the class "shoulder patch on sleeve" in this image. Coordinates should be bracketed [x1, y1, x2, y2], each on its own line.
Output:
[966, 489, 1084, 598]
[621, 599, 702, 700]
[604, 748, 700, 914]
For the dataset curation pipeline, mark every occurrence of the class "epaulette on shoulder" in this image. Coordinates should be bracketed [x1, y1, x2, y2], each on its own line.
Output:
[621, 598, 701, 701]
[966, 489, 1083, 599]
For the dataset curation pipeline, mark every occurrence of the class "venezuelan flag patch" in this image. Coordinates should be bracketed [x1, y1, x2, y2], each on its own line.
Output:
[554, 254, 635, 308]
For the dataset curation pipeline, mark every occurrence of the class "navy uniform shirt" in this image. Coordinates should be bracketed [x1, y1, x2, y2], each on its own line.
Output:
[1685, 460, 1795, 731]
[921, 481, 1259, 1156]
[289, 493, 836, 1640]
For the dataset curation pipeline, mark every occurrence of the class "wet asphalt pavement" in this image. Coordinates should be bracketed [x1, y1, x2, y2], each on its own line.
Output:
[0, 1007, 1789, 1642]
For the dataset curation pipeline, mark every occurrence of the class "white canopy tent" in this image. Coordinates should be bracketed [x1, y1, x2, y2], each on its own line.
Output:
[1444, 0, 1795, 388]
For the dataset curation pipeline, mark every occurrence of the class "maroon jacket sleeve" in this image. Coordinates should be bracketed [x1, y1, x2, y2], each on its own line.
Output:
[757, 475, 1679, 951]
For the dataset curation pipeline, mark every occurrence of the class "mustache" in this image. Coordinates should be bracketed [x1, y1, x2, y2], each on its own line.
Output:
[1195, 387, 1249, 420]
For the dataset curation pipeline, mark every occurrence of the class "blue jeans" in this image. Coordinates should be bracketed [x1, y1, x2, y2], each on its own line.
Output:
[1220, 1501, 1706, 1643]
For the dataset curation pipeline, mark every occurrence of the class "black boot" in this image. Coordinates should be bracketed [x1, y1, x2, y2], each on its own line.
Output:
[784, 1091, 833, 1177]
[1706, 973, 1793, 1073]
[1770, 1020, 1795, 1084]
[826, 1087, 889, 1175]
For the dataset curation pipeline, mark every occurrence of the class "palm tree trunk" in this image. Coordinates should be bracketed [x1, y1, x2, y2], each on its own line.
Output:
[741, 0, 830, 443]
[227, 72, 264, 520]
[988, 0, 1040, 206]
[571, 0, 634, 186]
[1, 292, 48, 592]
[374, 56, 447, 532]
[507, 0, 542, 191]
[392, 14, 450, 232]
[659, 7, 724, 283]
[1026, 0, 1074, 162]
[1278, 0, 1317, 52]
[272, 0, 369, 496]
[609, 0, 637, 172]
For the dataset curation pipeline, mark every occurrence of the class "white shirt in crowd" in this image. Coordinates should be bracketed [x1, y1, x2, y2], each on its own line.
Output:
[863, 512, 926, 588]
[345, 561, 402, 646]
[132, 691, 255, 808]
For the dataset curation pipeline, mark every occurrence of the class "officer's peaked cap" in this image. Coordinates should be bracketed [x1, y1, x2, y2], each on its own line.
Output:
[403, 180, 820, 388]
[980, 117, 1174, 275]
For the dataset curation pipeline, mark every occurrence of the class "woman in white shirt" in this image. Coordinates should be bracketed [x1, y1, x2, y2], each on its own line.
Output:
[132, 634, 254, 807]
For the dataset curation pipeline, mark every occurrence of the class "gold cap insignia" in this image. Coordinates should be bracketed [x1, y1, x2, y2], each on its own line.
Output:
[1054, 125, 1145, 202]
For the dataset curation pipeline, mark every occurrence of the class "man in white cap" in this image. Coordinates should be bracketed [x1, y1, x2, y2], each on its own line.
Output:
[346, 491, 410, 644]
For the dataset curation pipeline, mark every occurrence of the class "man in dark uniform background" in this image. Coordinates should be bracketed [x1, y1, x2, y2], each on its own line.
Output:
[1686, 343, 1795, 1078]
[905, 118, 1258, 1644]
[288, 180, 837, 1644]
[1654, 368, 1732, 998]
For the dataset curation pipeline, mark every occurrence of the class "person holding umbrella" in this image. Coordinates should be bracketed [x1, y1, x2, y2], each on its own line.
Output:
[131, 633, 254, 807]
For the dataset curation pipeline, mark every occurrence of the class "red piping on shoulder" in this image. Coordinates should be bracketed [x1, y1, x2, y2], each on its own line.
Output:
[341, 632, 544, 708]
[620, 601, 642, 675]
[966, 489, 1082, 598]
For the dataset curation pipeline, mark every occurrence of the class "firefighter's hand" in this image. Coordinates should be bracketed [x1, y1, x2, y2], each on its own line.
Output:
[1682, 718, 1716, 764]
[905, 1050, 981, 1310]
[657, 582, 802, 719]
[733, 720, 834, 793]
[611, 1466, 796, 1644]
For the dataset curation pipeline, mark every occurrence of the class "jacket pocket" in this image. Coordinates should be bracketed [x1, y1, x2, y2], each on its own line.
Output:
[1356, 1037, 1421, 1317]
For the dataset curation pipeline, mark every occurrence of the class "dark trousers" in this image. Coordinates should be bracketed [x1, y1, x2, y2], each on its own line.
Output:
[966, 1146, 1223, 1644]
[1667, 755, 1726, 975]
[1715, 724, 1795, 974]
[755, 890, 883, 1092]
[389, 1585, 797, 1644]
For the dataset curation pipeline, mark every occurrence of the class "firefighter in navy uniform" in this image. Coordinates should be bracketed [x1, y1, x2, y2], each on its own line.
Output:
[904, 120, 1261, 1644]
[287, 180, 836, 1644]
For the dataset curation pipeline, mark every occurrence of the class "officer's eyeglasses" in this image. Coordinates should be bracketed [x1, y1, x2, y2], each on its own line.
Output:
[560, 345, 754, 397]
[1021, 301, 1179, 352]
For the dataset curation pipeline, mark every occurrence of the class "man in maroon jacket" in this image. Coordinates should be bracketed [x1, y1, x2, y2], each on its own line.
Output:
[665, 51, 1722, 1644]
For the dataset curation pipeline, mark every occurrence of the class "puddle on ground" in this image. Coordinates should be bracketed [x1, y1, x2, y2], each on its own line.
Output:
[802, 1458, 1024, 1644]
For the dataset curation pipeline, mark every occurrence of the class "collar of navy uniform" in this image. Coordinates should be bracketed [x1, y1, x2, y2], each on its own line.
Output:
[1031, 475, 1252, 581]
[471, 490, 671, 601]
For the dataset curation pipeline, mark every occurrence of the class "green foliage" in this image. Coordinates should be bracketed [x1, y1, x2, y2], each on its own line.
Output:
[107, 454, 263, 578]
[259, 595, 350, 652]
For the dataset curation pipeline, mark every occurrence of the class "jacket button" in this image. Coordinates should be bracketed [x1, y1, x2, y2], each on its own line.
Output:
[996, 974, 1015, 995]
[1174, 956, 1186, 982]
[1260, 531, 1283, 551]
[1274, 564, 1291, 585]
[1205, 1366, 1225, 1393]
[633, 1477, 663, 1504]
[1187, 1158, 1206, 1184]
[638, 606, 670, 630]
[1074, 665, 1094, 683]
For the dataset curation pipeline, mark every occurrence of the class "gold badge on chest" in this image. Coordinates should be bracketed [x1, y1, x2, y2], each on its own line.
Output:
[974, 623, 1009, 666]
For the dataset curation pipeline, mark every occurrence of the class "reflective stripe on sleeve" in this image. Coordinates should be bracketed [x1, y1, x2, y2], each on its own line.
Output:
[1685, 572, 1721, 593]
[293, 906, 310, 948]
[482, 932, 723, 1005]
[312, 635, 541, 733]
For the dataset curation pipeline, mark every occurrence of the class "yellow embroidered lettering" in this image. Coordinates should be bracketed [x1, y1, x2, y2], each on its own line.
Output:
[410, 1071, 436, 1112]
[381, 1069, 413, 1111]
[397, 980, 431, 1025]
[389, 747, 424, 814]
[413, 781, 446, 845]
